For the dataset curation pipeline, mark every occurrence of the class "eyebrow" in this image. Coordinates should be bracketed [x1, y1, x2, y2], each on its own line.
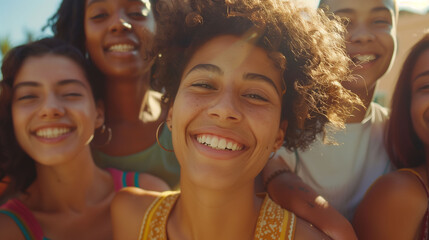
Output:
[184, 64, 223, 77]
[243, 73, 280, 94]
[334, 6, 391, 15]
[13, 79, 88, 90]
[57, 79, 89, 89]
[13, 81, 40, 90]
[413, 70, 429, 82]
[87, 0, 146, 6]
[87, 0, 105, 7]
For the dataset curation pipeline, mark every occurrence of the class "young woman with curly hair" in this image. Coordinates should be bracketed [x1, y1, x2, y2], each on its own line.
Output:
[111, 0, 360, 239]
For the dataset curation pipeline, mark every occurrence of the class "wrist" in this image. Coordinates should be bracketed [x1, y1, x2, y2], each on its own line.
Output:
[263, 168, 290, 190]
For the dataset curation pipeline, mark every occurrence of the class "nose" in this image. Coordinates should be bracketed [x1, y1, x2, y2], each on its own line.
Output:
[348, 23, 375, 44]
[39, 94, 65, 119]
[207, 90, 242, 123]
[109, 13, 132, 33]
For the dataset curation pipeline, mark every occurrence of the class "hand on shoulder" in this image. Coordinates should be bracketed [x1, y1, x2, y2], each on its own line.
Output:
[294, 217, 332, 240]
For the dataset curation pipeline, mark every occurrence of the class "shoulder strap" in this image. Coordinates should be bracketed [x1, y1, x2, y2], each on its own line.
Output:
[139, 191, 179, 240]
[255, 195, 296, 240]
[0, 199, 44, 240]
[106, 168, 140, 192]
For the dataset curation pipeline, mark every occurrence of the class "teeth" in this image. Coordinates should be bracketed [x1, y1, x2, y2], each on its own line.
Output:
[196, 134, 243, 151]
[354, 54, 376, 64]
[35, 128, 71, 139]
[108, 44, 135, 52]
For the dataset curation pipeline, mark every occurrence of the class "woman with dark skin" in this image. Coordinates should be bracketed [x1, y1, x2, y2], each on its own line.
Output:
[46, 0, 180, 188]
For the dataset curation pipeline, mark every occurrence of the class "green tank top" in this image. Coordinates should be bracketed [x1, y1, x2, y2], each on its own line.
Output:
[92, 125, 180, 189]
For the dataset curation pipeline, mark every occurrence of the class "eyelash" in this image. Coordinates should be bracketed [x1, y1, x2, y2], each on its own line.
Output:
[90, 13, 108, 20]
[17, 95, 37, 101]
[244, 93, 268, 102]
[191, 83, 216, 90]
[191, 83, 269, 102]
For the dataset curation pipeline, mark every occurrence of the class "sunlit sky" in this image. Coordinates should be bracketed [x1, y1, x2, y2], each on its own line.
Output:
[0, 0, 428, 48]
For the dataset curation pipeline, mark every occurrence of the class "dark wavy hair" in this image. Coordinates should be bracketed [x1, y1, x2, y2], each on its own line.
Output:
[152, 0, 361, 150]
[45, 0, 161, 94]
[385, 33, 429, 169]
[0, 38, 101, 200]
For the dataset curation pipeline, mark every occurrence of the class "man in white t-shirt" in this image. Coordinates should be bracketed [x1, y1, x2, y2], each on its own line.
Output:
[264, 0, 398, 239]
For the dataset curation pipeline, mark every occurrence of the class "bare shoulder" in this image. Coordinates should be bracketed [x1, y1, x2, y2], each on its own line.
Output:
[353, 169, 427, 239]
[358, 170, 427, 211]
[111, 187, 160, 240]
[138, 173, 170, 192]
[293, 216, 331, 240]
[0, 212, 26, 240]
[112, 187, 160, 216]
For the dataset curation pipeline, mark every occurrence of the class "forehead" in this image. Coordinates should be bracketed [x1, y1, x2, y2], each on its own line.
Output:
[323, 0, 396, 16]
[185, 35, 281, 77]
[14, 55, 88, 86]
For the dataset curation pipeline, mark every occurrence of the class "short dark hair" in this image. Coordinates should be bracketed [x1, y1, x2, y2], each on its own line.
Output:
[385, 33, 429, 169]
[0, 37, 100, 200]
[152, 0, 361, 150]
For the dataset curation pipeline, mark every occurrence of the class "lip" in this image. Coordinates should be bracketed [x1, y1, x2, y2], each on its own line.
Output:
[31, 124, 76, 144]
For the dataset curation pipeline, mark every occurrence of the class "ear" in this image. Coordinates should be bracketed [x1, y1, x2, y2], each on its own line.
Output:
[273, 120, 288, 151]
[166, 104, 174, 131]
[94, 100, 105, 129]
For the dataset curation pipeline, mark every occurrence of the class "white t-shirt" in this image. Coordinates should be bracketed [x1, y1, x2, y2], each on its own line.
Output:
[279, 102, 393, 220]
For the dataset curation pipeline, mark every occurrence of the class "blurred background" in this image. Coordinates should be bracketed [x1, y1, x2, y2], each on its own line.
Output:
[0, 0, 428, 108]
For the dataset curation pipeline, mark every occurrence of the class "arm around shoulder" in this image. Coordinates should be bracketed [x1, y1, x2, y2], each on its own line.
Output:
[293, 217, 332, 240]
[111, 187, 159, 240]
[263, 153, 356, 240]
[353, 171, 427, 240]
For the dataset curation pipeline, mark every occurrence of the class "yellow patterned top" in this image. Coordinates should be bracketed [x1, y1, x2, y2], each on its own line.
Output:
[138, 191, 296, 240]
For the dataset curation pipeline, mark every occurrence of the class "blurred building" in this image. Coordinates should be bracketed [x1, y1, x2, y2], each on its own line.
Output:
[376, 11, 429, 107]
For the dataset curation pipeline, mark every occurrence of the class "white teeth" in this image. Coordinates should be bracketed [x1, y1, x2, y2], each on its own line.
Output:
[218, 139, 227, 149]
[354, 54, 376, 64]
[108, 44, 135, 52]
[35, 128, 71, 139]
[196, 134, 243, 151]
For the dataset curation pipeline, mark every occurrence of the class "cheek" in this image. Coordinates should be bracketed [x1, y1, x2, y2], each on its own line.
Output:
[11, 107, 29, 147]
[379, 31, 396, 55]
[410, 97, 427, 134]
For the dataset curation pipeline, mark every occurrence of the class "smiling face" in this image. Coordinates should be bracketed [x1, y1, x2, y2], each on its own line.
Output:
[411, 49, 429, 155]
[167, 35, 286, 190]
[324, 0, 396, 92]
[84, 0, 156, 78]
[12, 55, 103, 166]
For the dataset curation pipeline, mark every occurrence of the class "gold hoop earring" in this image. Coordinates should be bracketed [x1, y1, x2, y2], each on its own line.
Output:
[92, 124, 112, 147]
[156, 122, 174, 152]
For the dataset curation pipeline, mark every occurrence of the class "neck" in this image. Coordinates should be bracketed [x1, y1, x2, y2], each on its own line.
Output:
[168, 181, 262, 240]
[24, 148, 113, 213]
[103, 74, 150, 123]
[346, 85, 376, 124]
